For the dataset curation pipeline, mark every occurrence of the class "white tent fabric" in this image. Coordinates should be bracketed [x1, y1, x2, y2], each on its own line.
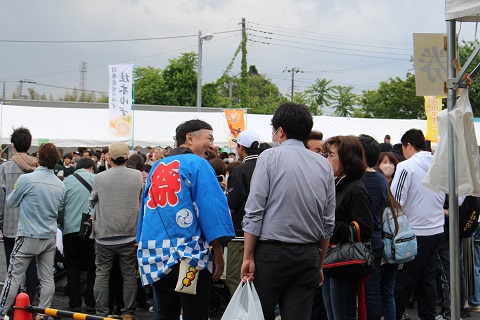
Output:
[2, 104, 480, 148]
[446, 0, 480, 21]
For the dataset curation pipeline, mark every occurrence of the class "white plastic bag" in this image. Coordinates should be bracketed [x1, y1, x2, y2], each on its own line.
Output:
[221, 281, 264, 320]
[423, 89, 480, 196]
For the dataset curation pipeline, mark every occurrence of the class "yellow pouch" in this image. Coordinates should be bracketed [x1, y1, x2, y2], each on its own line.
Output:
[174, 260, 198, 295]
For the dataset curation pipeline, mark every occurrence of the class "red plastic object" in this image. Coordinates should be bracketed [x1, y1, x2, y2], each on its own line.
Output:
[14, 293, 31, 320]
[357, 277, 367, 320]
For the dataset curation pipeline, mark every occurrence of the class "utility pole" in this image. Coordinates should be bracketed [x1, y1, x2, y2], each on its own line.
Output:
[284, 67, 303, 101]
[240, 17, 249, 110]
[79, 61, 87, 100]
[18, 79, 36, 99]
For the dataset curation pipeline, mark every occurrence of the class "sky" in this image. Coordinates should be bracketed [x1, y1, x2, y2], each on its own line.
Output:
[0, 0, 478, 102]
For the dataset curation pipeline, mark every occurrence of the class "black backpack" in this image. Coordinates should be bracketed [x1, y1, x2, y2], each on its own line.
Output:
[459, 196, 480, 238]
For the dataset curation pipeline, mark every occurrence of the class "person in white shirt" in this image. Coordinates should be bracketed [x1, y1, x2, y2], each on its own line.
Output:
[391, 129, 445, 320]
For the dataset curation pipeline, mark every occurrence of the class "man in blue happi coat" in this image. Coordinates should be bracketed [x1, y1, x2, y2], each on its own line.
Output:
[137, 119, 235, 320]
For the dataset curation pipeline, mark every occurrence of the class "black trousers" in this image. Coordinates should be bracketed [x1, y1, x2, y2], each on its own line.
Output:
[63, 233, 96, 309]
[153, 263, 211, 320]
[394, 233, 443, 320]
[254, 242, 320, 320]
[3, 236, 38, 303]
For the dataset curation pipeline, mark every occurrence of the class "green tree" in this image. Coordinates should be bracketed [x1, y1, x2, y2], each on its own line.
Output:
[162, 52, 198, 106]
[97, 93, 109, 103]
[134, 66, 168, 105]
[201, 82, 220, 107]
[458, 40, 480, 116]
[306, 78, 334, 114]
[331, 86, 357, 117]
[291, 92, 321, 115]
[27, 87, 46, 100]
[248, 73, 283, 114]
[217, 68, 284, 114]
[79, 91, 97, 102]
[356, 73, 424, 119]
[59, 88, 79, 102]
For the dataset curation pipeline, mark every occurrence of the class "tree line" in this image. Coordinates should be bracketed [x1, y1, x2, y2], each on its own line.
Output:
[13, 41, 480, 119]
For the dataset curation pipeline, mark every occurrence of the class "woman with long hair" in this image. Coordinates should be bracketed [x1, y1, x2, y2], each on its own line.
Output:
[381, 190, 403, 320]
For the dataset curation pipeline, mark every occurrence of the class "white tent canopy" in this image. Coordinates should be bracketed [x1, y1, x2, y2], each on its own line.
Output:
[1, 104, 480, 148]
[446, 0, 480, 21]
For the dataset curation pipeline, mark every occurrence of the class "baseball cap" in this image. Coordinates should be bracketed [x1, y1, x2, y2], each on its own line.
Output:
[233, 130, 260, 148]
[109, 142, 129, 160]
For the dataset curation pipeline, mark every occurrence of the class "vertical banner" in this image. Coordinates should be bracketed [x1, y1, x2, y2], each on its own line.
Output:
[109, 64, 133, 136]
[413, 33, 448, 97]
[224, 109, 245, 138]
[424, 96, 442, 142]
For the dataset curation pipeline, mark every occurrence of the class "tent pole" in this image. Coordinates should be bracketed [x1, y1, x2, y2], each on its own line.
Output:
[447, 19, 460, 320]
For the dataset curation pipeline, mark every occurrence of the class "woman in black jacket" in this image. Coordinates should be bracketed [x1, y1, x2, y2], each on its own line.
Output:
[322, 135, 373, 320]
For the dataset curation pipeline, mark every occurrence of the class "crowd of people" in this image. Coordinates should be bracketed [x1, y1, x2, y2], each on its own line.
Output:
[0, 101, 478, 320]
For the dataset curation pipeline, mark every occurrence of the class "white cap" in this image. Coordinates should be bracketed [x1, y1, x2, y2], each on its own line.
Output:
[234, 130, 260, 148]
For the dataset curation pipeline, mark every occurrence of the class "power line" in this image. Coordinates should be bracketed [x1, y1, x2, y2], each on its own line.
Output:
[0, 29, 240, 43]
[247, 27, 412, 51]
[29, 82, 108, 94]
[248, 31, 411, 57]
[248, 39, 410, 61]
[0, 34, 239, 82]
[249, 21, 412, 46]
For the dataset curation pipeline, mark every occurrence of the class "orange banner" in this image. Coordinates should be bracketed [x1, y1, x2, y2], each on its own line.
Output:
[224, 109, 245, 138]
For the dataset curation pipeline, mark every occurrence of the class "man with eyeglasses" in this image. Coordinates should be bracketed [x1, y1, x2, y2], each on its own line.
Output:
[241, 102, 335, 320]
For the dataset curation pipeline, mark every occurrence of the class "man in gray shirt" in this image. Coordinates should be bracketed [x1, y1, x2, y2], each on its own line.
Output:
[241, 102, 335, 320]
[89, 142, 143, 320]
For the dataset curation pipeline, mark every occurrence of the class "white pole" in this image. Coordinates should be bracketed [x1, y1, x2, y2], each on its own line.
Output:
[196, 30, 202, 113]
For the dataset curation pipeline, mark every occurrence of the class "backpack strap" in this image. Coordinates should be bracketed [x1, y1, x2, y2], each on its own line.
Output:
[73, 173, 93, 192]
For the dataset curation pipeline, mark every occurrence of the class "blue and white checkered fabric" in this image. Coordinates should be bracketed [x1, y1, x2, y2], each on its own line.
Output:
[137, 236, 212, 285]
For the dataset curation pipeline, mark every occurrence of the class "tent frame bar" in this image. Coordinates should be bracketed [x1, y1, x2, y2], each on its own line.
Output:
[448, 43, 480, 88]
[446, 20, 479, 320]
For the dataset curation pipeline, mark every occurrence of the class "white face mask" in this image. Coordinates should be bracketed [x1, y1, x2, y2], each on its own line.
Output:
[379, 163, 395, 178]
[272, 128, 281, 148]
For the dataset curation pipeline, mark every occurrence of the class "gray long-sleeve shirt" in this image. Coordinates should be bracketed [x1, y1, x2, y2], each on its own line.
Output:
[242, 139, 335, 243]
[89, 165, 143, 240]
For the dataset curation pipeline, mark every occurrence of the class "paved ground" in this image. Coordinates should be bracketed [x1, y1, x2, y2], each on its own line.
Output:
[0, 241, 479, 320]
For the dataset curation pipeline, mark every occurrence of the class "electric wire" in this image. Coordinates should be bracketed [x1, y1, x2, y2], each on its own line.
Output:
[249, 21, 412, 46]
[247, 27, 412, 51]
[248, 39, 410, 61]
[0, 29, 240, 43]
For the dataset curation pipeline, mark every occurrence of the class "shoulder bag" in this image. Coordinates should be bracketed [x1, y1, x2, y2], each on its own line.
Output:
[74, 173, 94, 239]
[323, 221, 375, 280]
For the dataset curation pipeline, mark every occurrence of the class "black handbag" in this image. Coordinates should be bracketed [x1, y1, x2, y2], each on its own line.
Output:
[73, 173, 94, 239]
[323, 221, 374, 280]
[79, 208, 93, 239]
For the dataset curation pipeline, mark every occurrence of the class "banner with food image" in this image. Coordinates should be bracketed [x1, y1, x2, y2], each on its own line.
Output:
[109, 64, 134, 136]
[224, 109, 245, 138]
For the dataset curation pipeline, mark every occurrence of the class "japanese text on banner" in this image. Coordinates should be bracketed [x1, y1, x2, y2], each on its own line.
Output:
[109, 64, 133, 136]
[424, 96, 442, 143]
